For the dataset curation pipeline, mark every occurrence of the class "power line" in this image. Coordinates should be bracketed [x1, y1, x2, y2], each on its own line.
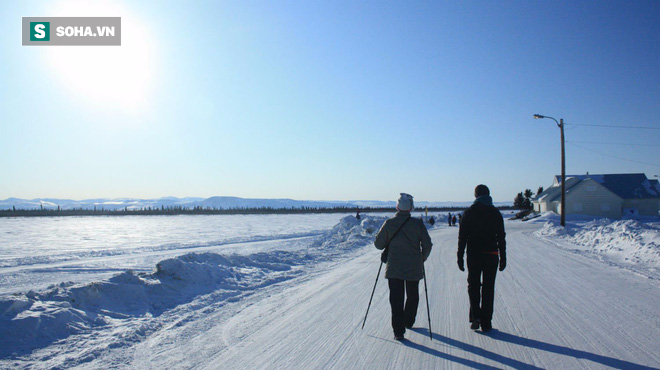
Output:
[568, 123, 660, 130]
[568, 142, 660, 168]
[567, 140, 660, 147]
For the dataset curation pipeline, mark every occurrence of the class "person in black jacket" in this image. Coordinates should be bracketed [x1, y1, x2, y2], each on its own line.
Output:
[457, 184, 506, 332]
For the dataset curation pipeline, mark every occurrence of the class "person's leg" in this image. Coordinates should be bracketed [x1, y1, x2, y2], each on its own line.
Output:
[467, 255, 483, 325]
[388, 279, 405, 337]
[480, 255, 499, 330]
[404, 280, 420, 328]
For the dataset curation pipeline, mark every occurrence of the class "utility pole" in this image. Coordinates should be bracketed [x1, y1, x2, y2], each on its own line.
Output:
[559, 118, 565, 227]
[534, 114, 566, 227]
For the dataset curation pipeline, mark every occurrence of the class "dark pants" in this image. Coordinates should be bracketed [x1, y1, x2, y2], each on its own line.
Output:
[467, 253, 499, 324]
[388, 279, 420, 336]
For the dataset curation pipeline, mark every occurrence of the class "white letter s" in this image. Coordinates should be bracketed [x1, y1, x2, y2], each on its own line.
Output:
[34, 24, 45, 39]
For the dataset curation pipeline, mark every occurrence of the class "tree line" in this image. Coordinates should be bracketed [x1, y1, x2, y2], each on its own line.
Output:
[513, 186, 544, 210]
[0, 205, 514, 218]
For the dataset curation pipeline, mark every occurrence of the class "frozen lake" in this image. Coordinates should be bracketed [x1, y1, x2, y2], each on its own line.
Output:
[0, 213, 361, 295]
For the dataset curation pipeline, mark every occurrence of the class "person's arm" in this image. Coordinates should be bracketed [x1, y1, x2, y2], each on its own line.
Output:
[374, 220, 389, 250]
[457, 212, 469, 271]
[497, 212, 506, 271]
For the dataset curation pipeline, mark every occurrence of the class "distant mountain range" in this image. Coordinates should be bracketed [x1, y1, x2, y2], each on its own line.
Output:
[0, 196, 511, 211]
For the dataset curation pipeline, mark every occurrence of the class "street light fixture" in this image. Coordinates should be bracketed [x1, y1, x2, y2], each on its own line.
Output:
[534, 114, 566, 227]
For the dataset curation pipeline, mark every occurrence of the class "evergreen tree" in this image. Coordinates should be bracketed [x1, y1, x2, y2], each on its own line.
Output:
[522, 189, 534, 210]
[514, 192, 525, 209]
[537, 186, 544, 196]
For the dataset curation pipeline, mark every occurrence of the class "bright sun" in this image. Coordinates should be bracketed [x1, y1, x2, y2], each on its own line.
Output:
[45, 0, 155, 111]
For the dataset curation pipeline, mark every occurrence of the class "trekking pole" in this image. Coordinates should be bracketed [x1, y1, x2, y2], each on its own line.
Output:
[362, 261, 384, 329]
[422, 264, 432, 340]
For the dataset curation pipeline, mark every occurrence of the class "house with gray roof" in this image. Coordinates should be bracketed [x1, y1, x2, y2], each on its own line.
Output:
[533, 173, 660, 219]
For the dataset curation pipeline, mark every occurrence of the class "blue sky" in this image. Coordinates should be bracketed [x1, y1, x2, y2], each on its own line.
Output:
[1, 0, 659, 203]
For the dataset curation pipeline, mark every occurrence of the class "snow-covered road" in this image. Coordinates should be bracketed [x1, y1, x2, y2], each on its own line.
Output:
[4, 218, 660, 369]
[112, 221, 660, 369]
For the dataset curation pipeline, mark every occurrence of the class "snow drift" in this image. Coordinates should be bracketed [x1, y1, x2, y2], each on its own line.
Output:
[534, 213, 660, 279]
[0, 216, 387, 358]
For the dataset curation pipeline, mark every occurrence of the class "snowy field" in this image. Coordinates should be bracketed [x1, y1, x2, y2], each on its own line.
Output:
[0, 214, 352, 295]
[1, 211, 660, 369]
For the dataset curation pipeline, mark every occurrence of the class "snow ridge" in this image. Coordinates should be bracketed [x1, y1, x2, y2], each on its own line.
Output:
[534, 214, 660, 279]
[0, 216, 386, 361]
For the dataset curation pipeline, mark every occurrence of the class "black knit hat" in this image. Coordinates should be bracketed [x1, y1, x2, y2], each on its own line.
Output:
[474, 184, 490, 198]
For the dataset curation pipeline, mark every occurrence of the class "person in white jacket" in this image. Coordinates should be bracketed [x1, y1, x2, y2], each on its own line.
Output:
[375, 193, 432, 340]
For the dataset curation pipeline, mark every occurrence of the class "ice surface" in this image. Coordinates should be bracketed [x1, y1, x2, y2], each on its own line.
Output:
[0, 213, 351, 294]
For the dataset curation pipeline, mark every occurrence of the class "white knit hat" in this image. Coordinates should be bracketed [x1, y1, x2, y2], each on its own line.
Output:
[397, 193, 414, 211]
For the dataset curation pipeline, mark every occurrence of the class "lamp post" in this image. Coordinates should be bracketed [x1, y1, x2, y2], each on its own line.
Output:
[534, 114, 566, 227]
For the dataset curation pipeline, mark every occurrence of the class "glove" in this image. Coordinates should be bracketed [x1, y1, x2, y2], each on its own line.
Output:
[457, 251, 464, 271]
[380, 248, 388, 263]
[499, 252, 506, 271]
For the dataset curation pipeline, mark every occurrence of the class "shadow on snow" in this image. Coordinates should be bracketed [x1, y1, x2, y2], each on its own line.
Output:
[409, 328, 541, 369]
[483, 329, 657, 370]
[409, 327, 655, 370]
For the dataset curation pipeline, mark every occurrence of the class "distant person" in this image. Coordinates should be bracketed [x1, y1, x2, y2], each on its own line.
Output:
[428, 216, 435, 226]
[375, 193, 432, 340]
[458, 213, 462, 225]
[457, 184, 506, 332]
[452, 215, 457, 226]
[356, 210, 361, 220]
[448, 212, 452, 226]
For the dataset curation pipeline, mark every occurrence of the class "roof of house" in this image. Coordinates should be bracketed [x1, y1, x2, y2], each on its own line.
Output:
[535, 173, 660, 202]
[534, 177, 583, 203]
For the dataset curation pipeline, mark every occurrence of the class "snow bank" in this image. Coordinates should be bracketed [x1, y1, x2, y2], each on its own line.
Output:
[314, 215, 387, 249]
[534, 214, 660, 279]
[0, 216, 386, 358]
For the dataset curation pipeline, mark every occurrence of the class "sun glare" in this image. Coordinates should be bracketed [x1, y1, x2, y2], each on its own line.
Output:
[45, 1, 155, 112]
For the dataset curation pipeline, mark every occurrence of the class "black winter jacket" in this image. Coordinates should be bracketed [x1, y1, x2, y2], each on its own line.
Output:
[457, 202, 506, 256]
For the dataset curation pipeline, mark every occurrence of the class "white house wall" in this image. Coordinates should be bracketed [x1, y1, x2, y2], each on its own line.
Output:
[538, 201, 553, 213]
[622, 199, 660, 217]
[564, 179, 622, 219]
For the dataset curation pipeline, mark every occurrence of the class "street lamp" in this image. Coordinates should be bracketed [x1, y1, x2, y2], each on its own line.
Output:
[534, 114, 566, 227]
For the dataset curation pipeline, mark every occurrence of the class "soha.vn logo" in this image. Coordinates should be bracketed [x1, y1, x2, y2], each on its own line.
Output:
[23, 17, 121, 46]
[29, 21, 116, 41]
